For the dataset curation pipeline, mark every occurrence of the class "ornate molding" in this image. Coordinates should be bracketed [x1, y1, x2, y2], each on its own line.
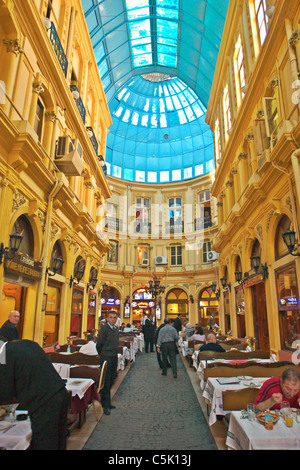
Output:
[12, 189, 26, 211]
[3, 39, 23, 55]
[32, 82, 45, 95]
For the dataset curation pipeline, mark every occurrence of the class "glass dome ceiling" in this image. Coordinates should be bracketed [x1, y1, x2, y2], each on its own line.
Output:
[81, 0, 229, 183]
[106, 74, 214, 183]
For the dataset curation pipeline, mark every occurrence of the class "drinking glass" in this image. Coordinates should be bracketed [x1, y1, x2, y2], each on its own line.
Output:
[247, 403, 256, 421]
[280, 401, 290, 419]
[5, 403, 18, 422]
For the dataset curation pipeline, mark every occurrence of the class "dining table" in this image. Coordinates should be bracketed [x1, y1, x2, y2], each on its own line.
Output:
[198, 357, 273, 390]
[202, 376, 268, 426]
[226, 410, 300, 450]
[65, 378, 100, 427]
[0, 410, 31, 450]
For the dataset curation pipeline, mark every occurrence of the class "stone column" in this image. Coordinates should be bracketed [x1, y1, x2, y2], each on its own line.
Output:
[246, 132, 256, 174]
[238, 152, 248, 193]
[2, 39, 23, 114]
[225, 179, 234, 215]
[231, 167, 239, 203]
[43, 110, 57, 165]
[28, 81, 45, 127]
[217, 201, 224, 227]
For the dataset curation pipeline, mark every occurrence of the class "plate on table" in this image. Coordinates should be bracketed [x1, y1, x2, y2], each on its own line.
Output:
[243, 381, 261, 388]
[237, 375, 253, 381]
[256, 412, 279, 425]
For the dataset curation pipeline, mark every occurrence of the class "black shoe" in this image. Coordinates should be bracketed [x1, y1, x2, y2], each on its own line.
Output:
[104, 408, 111, 415]
[173, 374, 177, 378]
[110, 405, 116, 409]
[161, 372, 167, 376]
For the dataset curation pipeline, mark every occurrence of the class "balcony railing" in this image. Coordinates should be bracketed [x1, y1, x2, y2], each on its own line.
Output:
[86, 126, 98, 155]
[49, 22, 68, 77]
[70, 85, 86, 124]
[166, 221, 184, 234]
[195, 215, 212, 231]
[134, 221, 151, 234]
[104, 217, 123, 232]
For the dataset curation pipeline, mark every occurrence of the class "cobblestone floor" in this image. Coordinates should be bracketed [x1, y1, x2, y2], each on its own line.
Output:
[83, 352, 217, 451]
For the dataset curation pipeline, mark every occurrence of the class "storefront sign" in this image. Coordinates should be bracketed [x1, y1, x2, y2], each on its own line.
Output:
[4, 253, 42, 281]
[244, 273, 264, 288]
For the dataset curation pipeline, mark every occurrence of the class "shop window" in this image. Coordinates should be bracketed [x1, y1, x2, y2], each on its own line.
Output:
[198, 287, 219, 327]
[44, 282, 61, 345]
[71, 287, 83, 336]
[166, 288, 188, 318]
[276, 265, 300, 349]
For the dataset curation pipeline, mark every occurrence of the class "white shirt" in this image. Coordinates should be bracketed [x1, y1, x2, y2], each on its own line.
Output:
[79, 341, 98, 355]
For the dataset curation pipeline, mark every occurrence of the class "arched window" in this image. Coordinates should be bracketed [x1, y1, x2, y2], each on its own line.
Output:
[275, 215, 290, 260]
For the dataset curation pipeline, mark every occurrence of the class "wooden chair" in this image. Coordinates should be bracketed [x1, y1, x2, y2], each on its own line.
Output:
[73, 338, 87, 345]
[47, 352, 100, 365]
[222, 387, 259, 411]
[198, 349, 270, 364]
[93, 360, 108, 418]
[59, 344, 80, 353]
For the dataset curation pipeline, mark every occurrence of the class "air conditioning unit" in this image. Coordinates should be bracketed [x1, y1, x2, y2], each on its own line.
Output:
[155, 256, 167, 265]
[55, 136, 83, 176]
[207, 251, 219, 261]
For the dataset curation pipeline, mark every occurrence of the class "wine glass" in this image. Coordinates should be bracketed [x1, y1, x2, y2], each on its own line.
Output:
[5, 403, 18, 422]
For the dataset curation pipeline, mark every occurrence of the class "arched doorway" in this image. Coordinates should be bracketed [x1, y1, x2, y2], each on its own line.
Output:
[131, 287, 154, 326]
[166, 288, 188, 322]
[198, 287, 219, 328]
[100, 286, 121, 319]
[44, 240, 64, 345]
[246, 239, 270, 351]
[70, 256, 86, 337]
[1, 214, 40, 339]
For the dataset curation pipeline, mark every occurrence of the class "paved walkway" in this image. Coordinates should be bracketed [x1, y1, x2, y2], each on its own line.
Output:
[83, 351, 217, 451]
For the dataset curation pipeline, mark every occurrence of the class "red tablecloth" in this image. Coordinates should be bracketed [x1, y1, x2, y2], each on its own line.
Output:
[71, 383, 100, 415]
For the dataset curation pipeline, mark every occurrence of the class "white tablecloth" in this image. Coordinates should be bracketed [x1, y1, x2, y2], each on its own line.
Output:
[226, 410, 300, 450]
[53, 363, 71, 379]
[202, 377, 267, 426]
[0, 411, 31, 450]
[198, 358, 272, 390]
[66, 378, 94, 399]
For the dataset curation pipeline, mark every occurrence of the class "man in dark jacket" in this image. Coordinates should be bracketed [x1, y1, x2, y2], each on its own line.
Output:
[0, 310, 20, 341]
[96, 310, 119, 415]
[144, 313, 156, 353]
[173, 314, 182, 334]
[0, 337, 69, 450]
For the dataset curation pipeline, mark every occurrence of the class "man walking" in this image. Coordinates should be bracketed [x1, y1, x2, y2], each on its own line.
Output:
[156, 318, 179, 378]
[96, 310, 119, 415]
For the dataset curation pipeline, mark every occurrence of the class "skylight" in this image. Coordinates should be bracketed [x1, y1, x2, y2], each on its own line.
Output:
[125, 0, 179, 70]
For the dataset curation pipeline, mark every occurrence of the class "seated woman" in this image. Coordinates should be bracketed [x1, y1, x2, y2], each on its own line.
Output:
[188, 326, 205, 342]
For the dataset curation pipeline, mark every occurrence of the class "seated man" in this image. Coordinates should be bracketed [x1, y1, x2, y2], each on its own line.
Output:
[255, 368, 300, 411]
[79, 333, 98, 355]
[199, 333, 226, 353]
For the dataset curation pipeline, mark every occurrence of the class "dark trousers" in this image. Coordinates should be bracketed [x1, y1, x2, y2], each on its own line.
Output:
[99, 355, 118, 409]
[145, 336, 154, 353]
[161, 341, 177, 376]
[30, 387, 69, 450]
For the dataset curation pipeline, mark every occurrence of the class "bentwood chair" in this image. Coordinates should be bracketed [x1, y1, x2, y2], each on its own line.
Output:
[93, 360, 108, 418]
